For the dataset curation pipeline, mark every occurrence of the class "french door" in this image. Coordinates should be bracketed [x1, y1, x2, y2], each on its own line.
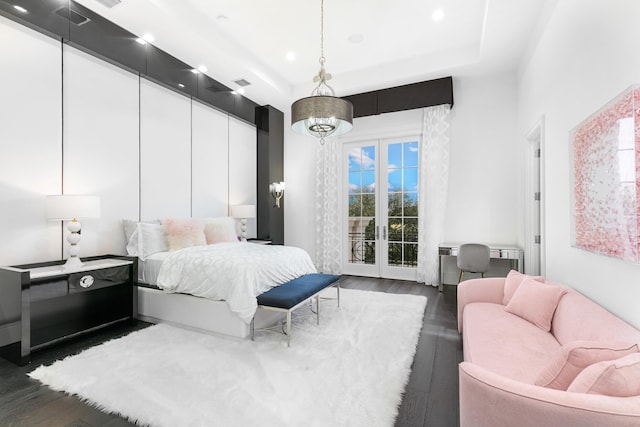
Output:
[342, 137, 419, 280]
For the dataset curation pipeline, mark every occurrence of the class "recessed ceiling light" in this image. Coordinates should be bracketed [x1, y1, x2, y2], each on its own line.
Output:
[13, 5, 28, 13]
[191, 69, 200, 74]
[432, 8, 444, 22]
[348, 33, 364, 44]
[142, 33, 155, 43]
[178, 83, 185, 88]
[197, 65, 208, 73]
[135, 38, 147, 45]
[236, 87, 246, 95]
[285, 52, 296, 62]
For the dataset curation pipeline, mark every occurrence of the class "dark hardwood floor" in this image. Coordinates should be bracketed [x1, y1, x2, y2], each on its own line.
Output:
[0, 278, 462, 427]
[340, 276, 462, 427]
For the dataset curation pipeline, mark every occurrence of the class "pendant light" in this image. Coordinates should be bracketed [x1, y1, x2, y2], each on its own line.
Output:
[291, 0, 353, 145]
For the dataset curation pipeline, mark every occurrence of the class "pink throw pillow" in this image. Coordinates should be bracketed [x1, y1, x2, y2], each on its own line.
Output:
[503, 269, 545, 305]
[204, 217, 239, 244]
[163, 218, 206, 251]
[504, 278, 567, 332]
[535, 341, 639, 390]
[567, 353, 640, 396]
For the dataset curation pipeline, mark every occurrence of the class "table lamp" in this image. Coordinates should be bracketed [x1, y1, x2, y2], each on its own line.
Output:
[46, 195, 101, 270]
[231, 204, 256, 241]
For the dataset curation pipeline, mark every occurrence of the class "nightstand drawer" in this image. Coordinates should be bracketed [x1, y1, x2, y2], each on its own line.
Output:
[68, 265, 129, 293]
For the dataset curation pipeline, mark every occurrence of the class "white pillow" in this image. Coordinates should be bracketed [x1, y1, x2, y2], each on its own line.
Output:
[205, 217, 239, 244]
[126, 222, 168, 260]
[123, 219, 160, 247]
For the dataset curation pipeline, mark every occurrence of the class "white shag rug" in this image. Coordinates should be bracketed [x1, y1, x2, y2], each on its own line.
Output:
[30, 288, 426, 427]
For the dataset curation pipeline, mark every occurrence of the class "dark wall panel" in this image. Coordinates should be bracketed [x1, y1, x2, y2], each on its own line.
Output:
[256, 106, 284, 244]
[67, 2, 146, 74]
[146, 46, 198, 97]
[0, 0, 70, 40]
[196, 75, 235, 118]
[0, 0, 259, 125]
[343, 76, 454, 118]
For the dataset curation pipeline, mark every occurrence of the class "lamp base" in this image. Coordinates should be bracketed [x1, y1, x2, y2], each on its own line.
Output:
[63, 256, 83, 271]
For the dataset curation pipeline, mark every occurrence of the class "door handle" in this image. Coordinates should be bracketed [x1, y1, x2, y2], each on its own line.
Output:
[383, 226, 387, 240]
[375, 226, 379, 240]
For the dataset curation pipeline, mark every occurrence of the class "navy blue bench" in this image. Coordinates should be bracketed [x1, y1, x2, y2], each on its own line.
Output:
[251, 273, 340, 346]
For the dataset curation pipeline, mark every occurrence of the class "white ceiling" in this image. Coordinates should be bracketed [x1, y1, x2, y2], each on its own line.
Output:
[75, 0, 550, 112]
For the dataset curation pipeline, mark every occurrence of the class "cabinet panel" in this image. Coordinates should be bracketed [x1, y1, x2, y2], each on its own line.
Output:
[63, 46, 140, 257]
[0, 16, 62, 265]
[229, 118, 257, 238]
[192, 101, 229, 218]
[140, 78, 192, 220]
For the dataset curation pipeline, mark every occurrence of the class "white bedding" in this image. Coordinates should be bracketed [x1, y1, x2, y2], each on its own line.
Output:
[138, 251, 169, 285]
[156, 242, 317, 323]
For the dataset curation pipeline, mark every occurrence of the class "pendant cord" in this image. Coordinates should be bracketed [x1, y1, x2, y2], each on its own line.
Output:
[319, 0, 325, 65]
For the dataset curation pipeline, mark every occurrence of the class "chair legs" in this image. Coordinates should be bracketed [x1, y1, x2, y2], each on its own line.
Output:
[458, 271, 487, 283]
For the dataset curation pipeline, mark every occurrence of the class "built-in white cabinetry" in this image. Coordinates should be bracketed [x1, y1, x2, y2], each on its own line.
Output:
[192, 101, 230, 218]
[0, 15, 258, 265]
[229, 118, 258, 238]
[0, 18, 62, 265]
[62, 47, 140, 256]
[140, 78, 192, 221]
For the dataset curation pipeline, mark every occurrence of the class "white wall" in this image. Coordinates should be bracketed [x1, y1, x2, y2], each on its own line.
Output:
[140, 78, 192, 220]
[0, 18, 62, 265]
[284, 73, 520, 278]
[0, 15, 257, 265]
[63, 47, 140, 257]
[517, 0, 640, 328]
[192, 101, 229, 218]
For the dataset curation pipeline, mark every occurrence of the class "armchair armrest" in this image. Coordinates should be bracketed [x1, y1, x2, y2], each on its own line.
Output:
[457, 277, 505, 333]
[459, 362, 640, 427]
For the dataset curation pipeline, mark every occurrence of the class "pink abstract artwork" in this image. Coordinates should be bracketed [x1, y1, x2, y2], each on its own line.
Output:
[571, 86, 640, 261]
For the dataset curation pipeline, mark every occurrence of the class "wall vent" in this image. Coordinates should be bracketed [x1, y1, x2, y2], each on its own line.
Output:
[54, 6, 91, 26]
[234, 78, 251, 87]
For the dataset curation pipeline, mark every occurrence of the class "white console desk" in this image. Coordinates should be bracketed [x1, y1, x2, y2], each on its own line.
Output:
[438, 243, 524, 291]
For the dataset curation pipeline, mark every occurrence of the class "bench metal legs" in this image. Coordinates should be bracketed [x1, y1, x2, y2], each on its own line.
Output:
[252, 282, 340, 347]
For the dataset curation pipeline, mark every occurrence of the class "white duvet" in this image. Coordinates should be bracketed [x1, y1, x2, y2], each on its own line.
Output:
[156, 242, 317, 323]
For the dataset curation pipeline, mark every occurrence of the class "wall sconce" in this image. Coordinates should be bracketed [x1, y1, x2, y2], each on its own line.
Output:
[46, 195, 101, 270]
[269, 182, 285, 208]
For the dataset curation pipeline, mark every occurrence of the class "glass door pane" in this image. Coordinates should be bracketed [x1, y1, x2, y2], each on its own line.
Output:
[383, 139, 419, 279]
[347, 145, 377, 267]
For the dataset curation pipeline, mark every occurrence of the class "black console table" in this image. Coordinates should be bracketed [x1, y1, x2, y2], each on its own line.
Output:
[0, 255, 137, 365]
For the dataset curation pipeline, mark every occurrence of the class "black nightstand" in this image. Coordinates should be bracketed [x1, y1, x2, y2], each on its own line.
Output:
[0, 255, 137, 365]
[247, 239, 272, 245]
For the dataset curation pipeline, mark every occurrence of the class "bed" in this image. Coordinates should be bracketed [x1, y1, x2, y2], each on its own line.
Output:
[126, 218, 317, 338]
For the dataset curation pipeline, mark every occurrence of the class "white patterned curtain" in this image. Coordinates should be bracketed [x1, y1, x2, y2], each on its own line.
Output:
[315, 139, 342, 274]
[417, 104, 451, 285]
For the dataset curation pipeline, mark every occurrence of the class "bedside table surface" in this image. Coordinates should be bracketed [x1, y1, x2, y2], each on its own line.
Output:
[7, 258, 133, 279]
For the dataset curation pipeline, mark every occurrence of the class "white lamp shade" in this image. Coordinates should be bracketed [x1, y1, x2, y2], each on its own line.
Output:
[231, 204, 256, 219]
[46, 195, 101, 221]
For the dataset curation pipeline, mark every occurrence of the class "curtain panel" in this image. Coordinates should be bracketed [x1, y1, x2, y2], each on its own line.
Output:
[417, 105, 451, 285]
[315, 139, 342, 274]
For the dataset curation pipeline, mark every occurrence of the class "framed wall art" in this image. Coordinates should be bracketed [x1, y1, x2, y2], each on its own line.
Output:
[570, 85, 640, 261]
